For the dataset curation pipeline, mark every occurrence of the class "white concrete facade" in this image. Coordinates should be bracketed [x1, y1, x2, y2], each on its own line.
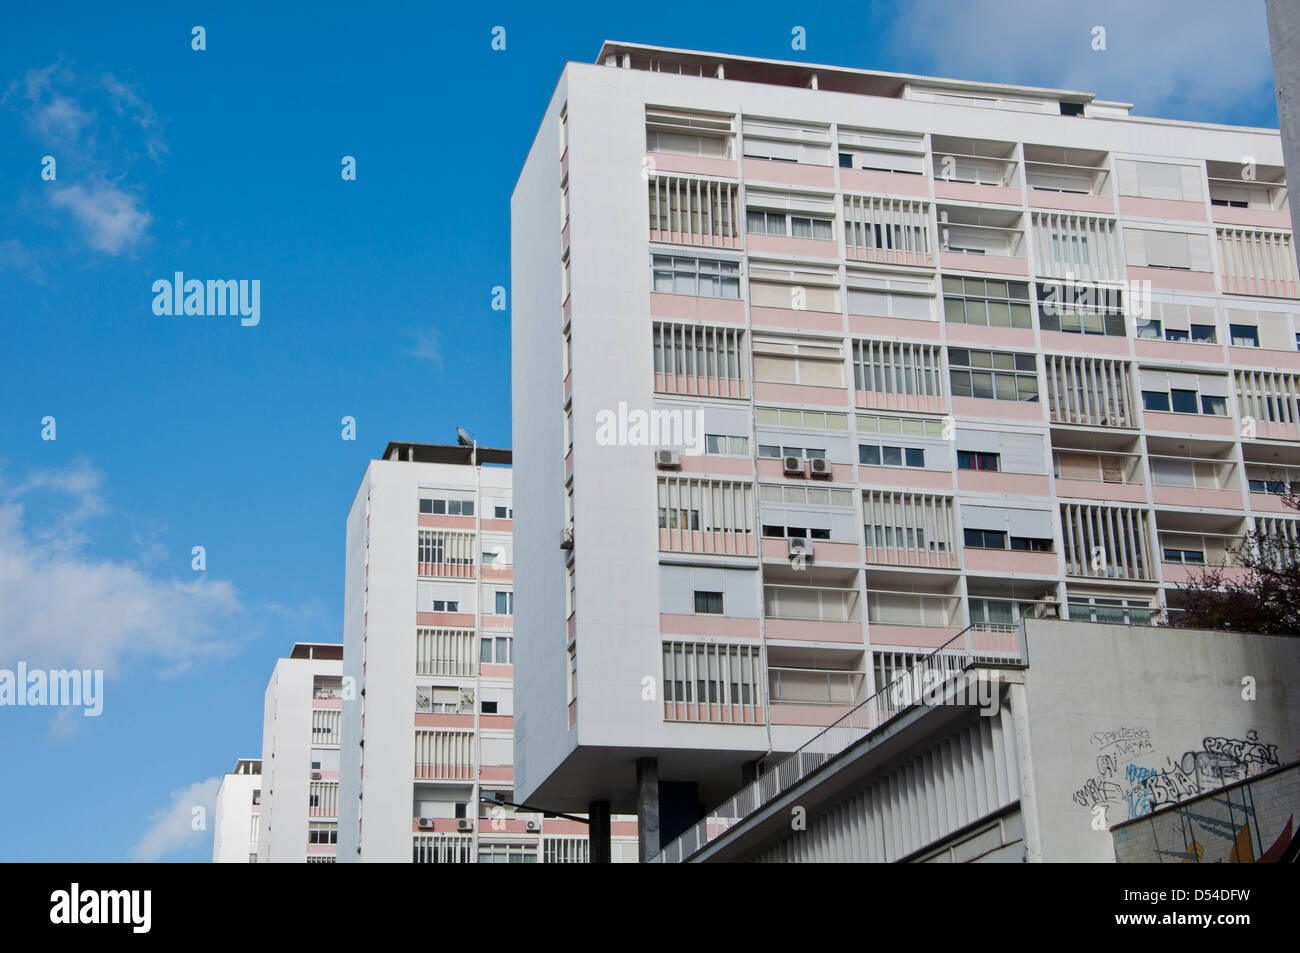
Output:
[337, 442, 638, 863]
[212, 758, 261, 863]
[511, 42, 1298, 840]
[258, 643, 343, 863]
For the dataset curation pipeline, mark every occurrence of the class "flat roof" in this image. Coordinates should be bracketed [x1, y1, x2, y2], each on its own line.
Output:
[596, 40, 1106, 106]
[381, 441, 512, 467]
[288, 643, 344, 660]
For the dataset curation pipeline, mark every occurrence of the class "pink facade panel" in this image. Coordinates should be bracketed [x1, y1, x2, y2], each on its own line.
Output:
[1053, 478, 1148, 503]
[418, 514, 476, 529]
[1141, 411, 1235, 437]
[650, 293, 746, 324]
[1126, 265, 1217, 292]
[933, 181, 1023, 206]
[745, 234, 839, 259]
[840, 168, 930, 197]
[758, 538, 859, 564]
[1135, 340, 1224, 363]
[743, 157, 835, 188]
[956, 470, 1052, 497]
[1229, 347, 1300, 371]
[757, 459, 855, 483]
[480, 663, 513, 679]
[750, 306, 845, 333]
[945, 324, 1038, 349]
[754, 382, 851, 407]
[847, 315, 940, 339]
[768, 703, 853, 727]
[950, 397, 1045, 422]
[1160, 563, 1250, 585]
[647, 152, 739, 179]
[764, 618, 865, 644]
[1038, 331, 1132, 356]
[658, 613, 761, 639]
[866, 624, 962, 650]
[1211, 206, 1291, 229]
[415, 713, 475, 729]
[678, 455, 753, 477]
[416, 612, 476, 627]
[482, 566, 513, 583]
[1249, 492, 1296, 513]
[1118, 196, 1206, 222]
[1027, 190, 1115, 214]
[1150, 485, 1244, 509]
[962, 547, 1059, 576]
[858, 464, 954, 491]
[938, 251, 1029, 276]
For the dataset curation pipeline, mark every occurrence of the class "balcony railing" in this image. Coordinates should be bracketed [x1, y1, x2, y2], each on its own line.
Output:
[652, 623, 1028, 863]
[763, 585, 861, 623]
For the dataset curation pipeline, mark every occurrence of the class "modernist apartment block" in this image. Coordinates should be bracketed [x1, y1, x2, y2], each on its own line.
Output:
[212, 758, 262, 863]
[258, 643, 344, 863]
[338, 440, 637, 863]
[511, 41, 1299, 855]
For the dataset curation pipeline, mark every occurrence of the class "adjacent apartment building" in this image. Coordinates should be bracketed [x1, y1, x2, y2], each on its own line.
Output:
[258, 642, 344, 863]
[337, 439, 637, 862]
[511, 41, 1298, 857]
[212, 758, 261, 863]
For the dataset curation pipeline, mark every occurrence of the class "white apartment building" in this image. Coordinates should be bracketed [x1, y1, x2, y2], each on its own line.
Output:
[258, 642, 344, 863]
[337, 439, 637, 862]
[511, 41, 1298, 858]
[212, 758, 261, 863]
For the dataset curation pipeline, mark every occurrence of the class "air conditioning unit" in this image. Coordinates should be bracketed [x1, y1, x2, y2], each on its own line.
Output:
[783, 455, 805, 476]
[457, 819, 474, 833]
[311, 771, 321, 780]
[559, 527, 574, 550]
[808, 457, 832, 478]
[788, 537, 812, 561]
[417, 817, 434, 830]
[655, 449, 682, 469]
[525, 820, 541, 833]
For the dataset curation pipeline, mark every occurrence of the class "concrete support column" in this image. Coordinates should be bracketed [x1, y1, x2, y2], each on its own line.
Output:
[636, 757, 660, 862]
[588, 800, 611, 864]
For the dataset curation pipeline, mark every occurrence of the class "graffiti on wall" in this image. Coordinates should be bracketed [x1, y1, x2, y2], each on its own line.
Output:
[1072, 727, 1281, 824]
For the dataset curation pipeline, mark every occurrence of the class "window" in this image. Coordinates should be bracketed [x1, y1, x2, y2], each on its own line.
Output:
[747, 210, 834, 240]
[742, 117, 831, 165]
[753, 337, 843, 388]
[762, 525, 831, 539]
[957, 451, 1000, 471]
[1010, 536, 1053, 552]
[1170, 389, 1198, 414]
[1068, 597, 1155, 626]
[1162, 547, 1205, 565]
[948, 348, 1039, 402]
[480, 636, 513, 664]
[308, 823, 338, 845]
[944, 276, 1032, 329]
[1229, 324, 1260, 348]
[1142, 391, 1170, 412]
[756, 407, 849, 430]
[494, 505, 512, 519]
[1192, 324, 1217, 344]
[430, 600, 460, 613]
[759, 445, 826, 460]
[652, 255, 742, 299]
[481, 700, 499, 714]
[693, 590, 724, 614]
[705, 434, 749, 456]
[759, 484, 854, 507]
[494, 591, 514, 615]
[1201, 394, 1227, 415]
[646, 106, 733, 158]
[857, 414, 945, 438]
[478, 844, 537, 864]
[859, 444, 926, 468]
[1036, 281, 1125, 336]
[1249, 479, 1296, 495]
[419, 498, 474, 516]
[964, 528, 1008, 549]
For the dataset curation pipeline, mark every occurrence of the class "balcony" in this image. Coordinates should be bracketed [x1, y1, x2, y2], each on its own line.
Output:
[1206, 160, 1289, 229]
[767, 667, 869, 727]
[931, 136, 1021, 206]
[1148, 453, 1243, 510]
[1052, 449, 1147, 503]
[763, 584, 863, 644]
[937, 207, 1028, 277]
[865, 588, 963, 649]
[1023, 144, 1113, 214]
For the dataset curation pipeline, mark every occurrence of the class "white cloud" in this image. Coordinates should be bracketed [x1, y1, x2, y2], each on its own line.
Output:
[129, 777, 221, 862]
[0, 462, 243, 674]
[413, 327, 444, 368]
[100, 72, 166, 162]
[882, 0, 1274, 123]
[47, 179, 151, 255]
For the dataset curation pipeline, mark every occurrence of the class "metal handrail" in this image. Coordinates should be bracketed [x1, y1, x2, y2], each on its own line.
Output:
[652, 622, 1027, 863]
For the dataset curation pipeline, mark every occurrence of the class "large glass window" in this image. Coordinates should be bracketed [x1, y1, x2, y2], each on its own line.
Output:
[652, 255, 741, 299]
[948, 348, 1039, 401]
[943, 276, 1032, 329]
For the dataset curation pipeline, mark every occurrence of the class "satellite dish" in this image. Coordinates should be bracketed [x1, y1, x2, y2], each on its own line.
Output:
[456, 427, 473, 446]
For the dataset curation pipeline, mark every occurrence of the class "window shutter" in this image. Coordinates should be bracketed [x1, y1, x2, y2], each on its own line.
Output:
[1007, 508, 1054, 538]
[1187, 234, 1212, 272]
[956, 428, 1001, 453]
[1124, 228, 1147, 267]
[1197, 374, 1229, 398]
[999, 432, 1046, 474]
[1139, 368, 1167, 391]
[1179, 166, 1203, 203]
[961, 505, 1008, 531]
[1145, 231, 1192, 269]
[1116, 159, 1140, 196]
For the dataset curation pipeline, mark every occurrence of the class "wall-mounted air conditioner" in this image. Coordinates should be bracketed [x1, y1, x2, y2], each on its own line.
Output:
[457, 819, 474, 833]
[655, 449, 682, 469]
[783, 455, 805, 476]
[808, 457, 832, 478]
[417, 817, 434, 830]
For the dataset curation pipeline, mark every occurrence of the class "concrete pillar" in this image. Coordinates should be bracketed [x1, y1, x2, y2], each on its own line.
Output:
[636, 757, 660, 862]
[588, 800, 611, 863]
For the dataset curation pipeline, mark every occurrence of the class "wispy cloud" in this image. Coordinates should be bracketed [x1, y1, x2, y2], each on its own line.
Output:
[882, 0, 1274, 124]
[3, 59, 163, 258]
[48, 177, 152, 255]
[0, 461, 243, 674]
[129, 777, 221, 862]
[413, 327, 444, 369]
[0, 238, 48, 284]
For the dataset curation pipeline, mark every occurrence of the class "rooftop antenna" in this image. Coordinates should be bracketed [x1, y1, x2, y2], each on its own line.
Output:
[456, 426, 477, 466]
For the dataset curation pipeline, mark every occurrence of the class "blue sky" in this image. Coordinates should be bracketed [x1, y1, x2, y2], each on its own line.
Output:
[0, 1, 1278, 861]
